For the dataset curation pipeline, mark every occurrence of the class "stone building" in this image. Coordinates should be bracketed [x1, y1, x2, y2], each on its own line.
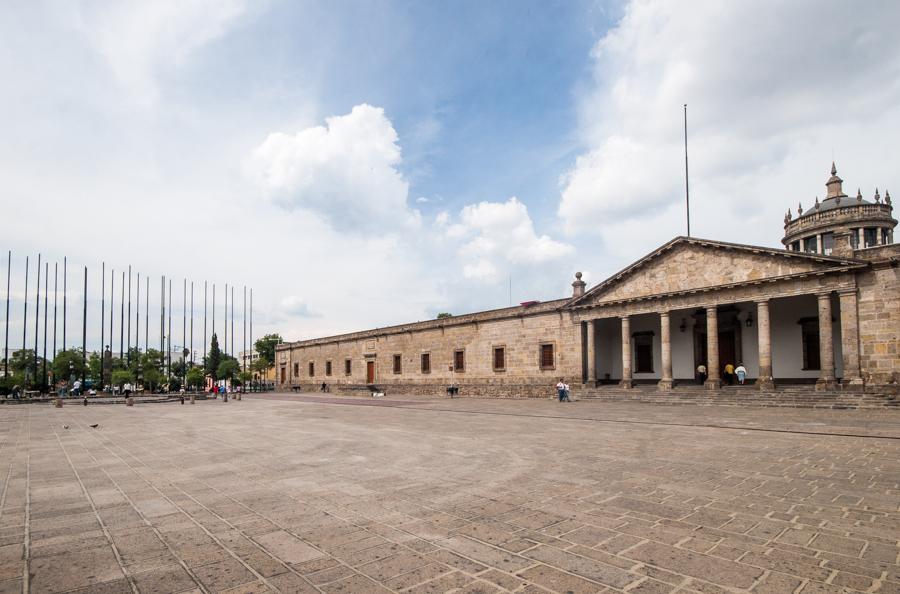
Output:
[276, 165, 899, 396]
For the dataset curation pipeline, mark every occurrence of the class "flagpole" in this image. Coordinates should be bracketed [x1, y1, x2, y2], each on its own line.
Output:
[684, 103, 691, 237]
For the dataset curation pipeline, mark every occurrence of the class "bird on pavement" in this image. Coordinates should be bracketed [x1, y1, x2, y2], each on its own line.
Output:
[89, 424, 99, 428]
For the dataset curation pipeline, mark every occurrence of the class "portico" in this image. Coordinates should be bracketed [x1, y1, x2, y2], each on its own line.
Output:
[573, 237, 866, 391]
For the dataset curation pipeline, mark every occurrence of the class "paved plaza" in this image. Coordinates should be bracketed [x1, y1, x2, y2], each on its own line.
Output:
[0, 395, 899, 594]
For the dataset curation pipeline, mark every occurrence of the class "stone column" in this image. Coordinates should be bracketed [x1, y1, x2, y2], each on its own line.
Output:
[816, 292, 837, 390]
[658, 311, 673, 390]
[756, 300, 774, 390]
[620, 315, 633, 389]
[857, 228, 864, 249]
[838, 289, 864, 390]
[705, 306, 721, 389]
[585, 319, 597, 385]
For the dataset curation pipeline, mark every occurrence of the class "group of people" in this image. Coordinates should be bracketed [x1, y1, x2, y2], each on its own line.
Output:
[696, 362, 748, 385]
[555, 379, 572, 402]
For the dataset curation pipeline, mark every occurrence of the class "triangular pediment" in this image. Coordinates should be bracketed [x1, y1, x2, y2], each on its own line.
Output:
[571, 237, 864, 307]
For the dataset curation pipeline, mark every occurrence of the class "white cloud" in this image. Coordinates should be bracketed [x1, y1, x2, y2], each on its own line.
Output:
[71, 0, 250, 105]
[248, 104, 420, 232]
[278, 296, 317, 318]
[559, 0, 900, 257]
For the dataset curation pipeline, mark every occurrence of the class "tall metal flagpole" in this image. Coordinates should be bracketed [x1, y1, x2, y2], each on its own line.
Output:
[101, 263, 105, 387]
[212, 283, 216, 344]
[160, 276, 165, 358]
[203, 281, 207, 363]
[224, 283, 228, 356]
[167, 278, 172, 378]
[684, 103, 691, 238]
[190, 282, 194, 367]
[62, 257, 66, 351]
[231, 285, 234, 359]
[109, 269, 114, 360]
[42, 263, 48, 388]
[119, 270, 124, 359]
[135, 272, 140, 354]
[33, 254, 41, 382]
[22, 257, 28, 385]
[81, 267, 87, 387]
[182, 279, 186, 368]
[126, 265, 131, 364]
[145, 276, 149, 353]
[249, 288, 253, 389]
[52, 263, 57, 359]
[3, 251, 10, 378]
[242, 286, 246, 372]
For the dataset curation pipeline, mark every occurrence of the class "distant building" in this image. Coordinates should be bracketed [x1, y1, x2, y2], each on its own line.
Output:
[277, 164, 898, 395]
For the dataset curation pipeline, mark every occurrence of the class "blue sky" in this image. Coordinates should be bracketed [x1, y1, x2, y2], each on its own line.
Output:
[1, 0, 899, 350]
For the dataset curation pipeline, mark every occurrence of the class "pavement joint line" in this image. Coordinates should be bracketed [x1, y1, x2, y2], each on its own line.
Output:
[53, 411, 213, 594]
[48, 414, 141, 594]
[307, 398, 900, 442]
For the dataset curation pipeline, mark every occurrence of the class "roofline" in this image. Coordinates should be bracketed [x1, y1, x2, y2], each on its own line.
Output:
[277, 297, 571, 350]
[568, 235, 867, 307]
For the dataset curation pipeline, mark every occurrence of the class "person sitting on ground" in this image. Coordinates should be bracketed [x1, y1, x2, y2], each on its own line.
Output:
[735, 363, 748, 385]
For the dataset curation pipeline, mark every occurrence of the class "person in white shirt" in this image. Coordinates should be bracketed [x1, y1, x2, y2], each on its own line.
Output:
[735, 364, 748, 385]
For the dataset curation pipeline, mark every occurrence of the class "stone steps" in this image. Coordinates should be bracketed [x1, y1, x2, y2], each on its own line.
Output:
[579, 386, 899, 409]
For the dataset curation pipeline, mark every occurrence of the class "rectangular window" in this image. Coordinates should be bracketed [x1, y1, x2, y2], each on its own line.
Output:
[790, 240, 800, 252]
[453, 349, 465, 372]
[850, 229, 859, 249]
[539, 343, 555, 370]
[325, 360, 332, 376]
[392, 354, 402, 374]
[420, 353, 431, 374]
[822, 232, 834, 255]
[344, 359, 351, 375]
[634, 332, 654, 373]
[800, 318, 821, 370]
[804, 236, 818, 253]
[882, 228, 890, 245]
[493, 347, 506, 371]
[293, 362, 299, 377]
[864, 227, 877, 248]
[308, 362, 315, 377]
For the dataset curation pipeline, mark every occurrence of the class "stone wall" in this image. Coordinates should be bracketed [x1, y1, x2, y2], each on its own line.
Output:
[856, 246, 900, 386]
[277, 306, 581, 398]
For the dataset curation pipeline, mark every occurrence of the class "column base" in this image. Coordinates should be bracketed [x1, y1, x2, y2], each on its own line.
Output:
[841, 377, 865, 392]
[619, 379, 633, 389]
[815, 377, 837, 391]
[704, 378, 722, 390]
[657, 379, 674, 391]
[756, 376, 775, 391]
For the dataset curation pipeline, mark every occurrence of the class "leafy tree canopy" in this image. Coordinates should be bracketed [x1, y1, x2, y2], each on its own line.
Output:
[254, 334, 282, 367]
[185, 367, 205, 390]
[436, 312, 453, 319]
[217, 358, 240, 381]
[205, 334, 222, 381]
[51, 350, 86, 382]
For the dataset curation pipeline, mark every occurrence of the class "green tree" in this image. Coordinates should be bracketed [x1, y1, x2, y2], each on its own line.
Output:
[111, 369, 134, 389]
[217, 358, 240, 384]
[254, 334, 282, 367]
[171, 359, 187, 380]
[436, 312, 453, 319]
[142, 368, 163, 392]
[205, 334, 222, 381]
[88, 352, 102, 384]
[52, 349, 86, 385]
[238, 371, 252, 386]
[185, 367, 205, 390]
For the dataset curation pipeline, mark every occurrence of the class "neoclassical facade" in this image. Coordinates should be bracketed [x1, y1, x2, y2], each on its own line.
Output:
[276, 165, 899, 396]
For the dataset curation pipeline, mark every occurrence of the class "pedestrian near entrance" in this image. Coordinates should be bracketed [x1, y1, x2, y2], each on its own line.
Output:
[696, 364, 707, 385]
[724, 362, 735, 385]
[735, 363, 747, 385]
[556, 379, 566, 402]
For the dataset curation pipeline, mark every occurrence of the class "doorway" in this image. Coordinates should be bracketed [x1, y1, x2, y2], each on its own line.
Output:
[366, 360, 375, 384]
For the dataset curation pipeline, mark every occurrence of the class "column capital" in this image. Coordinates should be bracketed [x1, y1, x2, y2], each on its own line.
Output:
[754, 298, 770, 306]
[659, 310, 671, 319]
[836, 287, 858, 297]
[816, 291, 834, 299]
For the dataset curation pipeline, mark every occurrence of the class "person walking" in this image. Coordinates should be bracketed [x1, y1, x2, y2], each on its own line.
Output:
[735, 363, 747, 385]
[696, 364, 707, 385]
[723, 362, 735, 385]
[556, 379, 567, 402]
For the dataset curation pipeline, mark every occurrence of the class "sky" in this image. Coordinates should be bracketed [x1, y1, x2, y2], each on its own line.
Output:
[1, 0, 899, 355]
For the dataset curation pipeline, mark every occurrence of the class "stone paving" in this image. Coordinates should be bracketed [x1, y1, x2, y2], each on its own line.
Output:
[0, 395, 898, 594]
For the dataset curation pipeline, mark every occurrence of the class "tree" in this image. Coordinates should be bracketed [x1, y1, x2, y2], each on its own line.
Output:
[52, 350, 86, 385]
[238, 371, 252, 386]
[205, 333, 222, 381]
[217, 358, 240, 384]
[436, 312, 453, 319]
[254, 334, 282, 367]
[142, 368, 163, 392]
[185, 367, 205, 390]
[111, 369, 134, 389]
